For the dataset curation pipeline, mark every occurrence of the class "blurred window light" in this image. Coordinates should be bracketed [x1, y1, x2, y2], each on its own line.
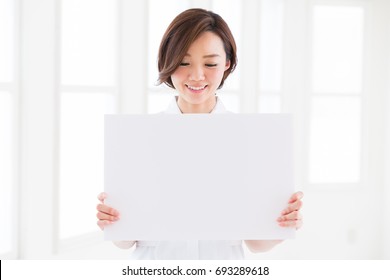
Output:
[59, 93, 115, 239]
[59, 0, 118, 239]
[148, 91, 174, 114]
[309, 96, 361, 183]
[258, 94, 281, 113]
[259, 0, 284, 93]
[61, 0, 117, 86]
[312, 6, 364, 94]
[309, 5, 364, 185]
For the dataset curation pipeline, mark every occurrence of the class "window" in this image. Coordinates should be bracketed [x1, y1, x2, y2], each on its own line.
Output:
[308, 4, 364, 184]
[258, 0, 284, 113]
[0, 0, 16, 257]
[309, 96, 361, 183]
[59, 0, 118, 240]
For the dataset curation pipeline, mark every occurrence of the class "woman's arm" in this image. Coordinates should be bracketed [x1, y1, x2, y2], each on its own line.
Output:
[244, 240, 283, 253]
[113, 240, 136, 249]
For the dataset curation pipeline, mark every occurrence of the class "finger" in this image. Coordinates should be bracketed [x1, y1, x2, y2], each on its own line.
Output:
[289, 191, 304, 203]
[278, 219, 303, 230]
[277, 211, 302, 222]
[282, 199, 303, 215]
[97, 220, 114, 231]
[96, 211, 120, 221]
[97, 192, 107, 203]
[96, 203, 120, 216]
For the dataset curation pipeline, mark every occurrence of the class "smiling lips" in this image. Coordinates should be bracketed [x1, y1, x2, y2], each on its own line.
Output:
[186, 84, 208, 92]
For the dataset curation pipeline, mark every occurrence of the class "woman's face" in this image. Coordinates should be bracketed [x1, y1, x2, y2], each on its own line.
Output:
[171, 31, 231, 113]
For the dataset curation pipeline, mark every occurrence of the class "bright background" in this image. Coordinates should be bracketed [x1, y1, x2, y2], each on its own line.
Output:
[1, 0, 390, 259]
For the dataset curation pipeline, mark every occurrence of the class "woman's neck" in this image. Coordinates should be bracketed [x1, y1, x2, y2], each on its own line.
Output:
[176, 96, 217, 114]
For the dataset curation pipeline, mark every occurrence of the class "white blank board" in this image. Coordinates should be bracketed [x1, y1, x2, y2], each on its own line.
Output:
[104, 114, 294, 240]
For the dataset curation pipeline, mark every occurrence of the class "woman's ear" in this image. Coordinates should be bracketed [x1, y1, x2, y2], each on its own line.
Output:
[224, 60, 231, 71]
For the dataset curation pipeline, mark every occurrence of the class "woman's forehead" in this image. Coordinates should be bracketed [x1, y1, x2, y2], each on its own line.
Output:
[186, 32, 226, 56]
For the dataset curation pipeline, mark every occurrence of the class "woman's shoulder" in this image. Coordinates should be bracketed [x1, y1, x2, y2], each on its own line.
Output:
[212, 96, 234, 114]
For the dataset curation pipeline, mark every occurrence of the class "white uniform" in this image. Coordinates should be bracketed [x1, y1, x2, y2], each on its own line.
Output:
[119, 96, 245, 260]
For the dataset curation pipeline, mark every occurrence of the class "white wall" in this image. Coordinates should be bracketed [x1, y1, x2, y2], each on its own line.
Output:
[384, 11, 390, 257]
[366, 0, 390, 259]
[385, 76, 390, 259]
[368, 0, 390, 259]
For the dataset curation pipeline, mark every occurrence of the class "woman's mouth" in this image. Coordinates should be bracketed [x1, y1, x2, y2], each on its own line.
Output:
[186, 84, 208, 93]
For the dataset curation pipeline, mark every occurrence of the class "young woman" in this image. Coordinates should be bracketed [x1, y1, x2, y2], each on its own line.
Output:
[96, 8, 303, 260]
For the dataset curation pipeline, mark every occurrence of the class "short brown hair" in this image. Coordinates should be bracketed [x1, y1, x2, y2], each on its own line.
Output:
[157, 8, 237, 89]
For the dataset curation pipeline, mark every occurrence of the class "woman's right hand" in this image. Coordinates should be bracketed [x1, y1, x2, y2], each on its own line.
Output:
[96, 192, 120, 230]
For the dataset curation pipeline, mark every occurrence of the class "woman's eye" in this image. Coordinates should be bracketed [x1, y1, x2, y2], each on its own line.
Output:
[180, 62, 190, 66]
[206, 64, 217, 67]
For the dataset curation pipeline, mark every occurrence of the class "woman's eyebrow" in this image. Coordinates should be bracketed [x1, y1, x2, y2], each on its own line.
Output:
[203, 54, 220, 58]
[184, 54, 221, 58]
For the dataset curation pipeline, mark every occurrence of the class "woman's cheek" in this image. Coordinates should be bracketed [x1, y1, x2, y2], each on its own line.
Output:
[207, 69, 225, 83]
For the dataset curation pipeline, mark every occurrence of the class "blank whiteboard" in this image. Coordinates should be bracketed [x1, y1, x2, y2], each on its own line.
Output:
[104, 114, 294, 240]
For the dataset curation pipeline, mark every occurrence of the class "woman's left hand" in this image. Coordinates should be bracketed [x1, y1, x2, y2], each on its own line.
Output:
[277, 191, 304, 230]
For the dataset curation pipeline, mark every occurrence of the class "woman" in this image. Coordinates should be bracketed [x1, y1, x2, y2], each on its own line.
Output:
[96, 8, 303, 260]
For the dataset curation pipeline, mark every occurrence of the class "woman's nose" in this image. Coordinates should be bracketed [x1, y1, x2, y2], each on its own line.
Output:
[189, 66, 205, 81]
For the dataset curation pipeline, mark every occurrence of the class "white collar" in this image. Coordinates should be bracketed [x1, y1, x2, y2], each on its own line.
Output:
[163, 96, 230, 114]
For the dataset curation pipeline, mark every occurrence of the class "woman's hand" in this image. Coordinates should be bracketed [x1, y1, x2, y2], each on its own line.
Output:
[96, 192, 120, 230]
[245, 191, 304, 253]
[277, 191, 303, 229]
